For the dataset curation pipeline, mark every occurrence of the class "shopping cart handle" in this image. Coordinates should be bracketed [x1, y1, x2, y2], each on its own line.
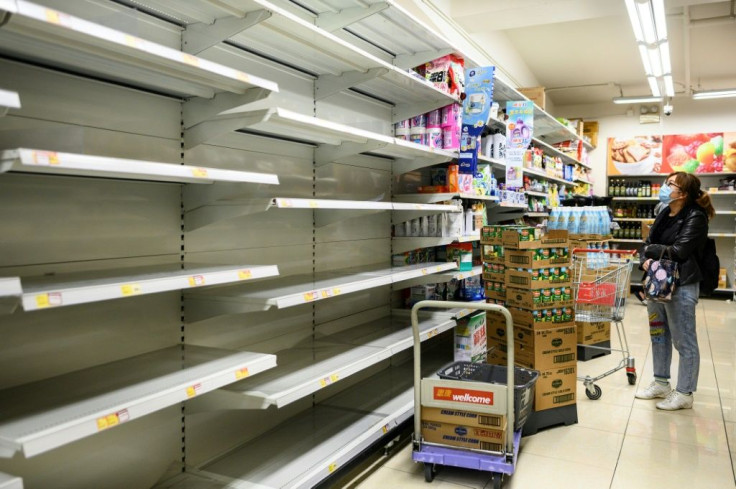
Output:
[572, 248, 637, 255]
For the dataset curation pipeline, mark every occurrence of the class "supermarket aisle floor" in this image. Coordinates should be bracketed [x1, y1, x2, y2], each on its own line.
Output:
[353, 298, 736, 489]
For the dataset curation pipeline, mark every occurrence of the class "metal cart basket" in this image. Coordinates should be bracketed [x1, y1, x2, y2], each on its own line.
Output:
[411, 301, 537, 489]
[571, 249, 637, 399]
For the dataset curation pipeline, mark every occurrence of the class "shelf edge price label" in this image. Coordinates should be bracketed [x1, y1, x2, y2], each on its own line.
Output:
[235, 367, 250, 379]
[303, 291, 318, 302]
[182, 53, 200, 67]
[124, 35, 140, 48]
[31, 150, 60, 166]
[328, 463, 337, 473]
[191, 167, 208, 178]
[35, 292, 62, 309]
[421, 268, 428, 275]
[382, 424, 389, 434]
[188, 275, 206, 287]
[238, 270, 252, 280]
[278, 199, 293, 208]
[121, 283, 142, 296]
[236, 72, 251, 84]
[427, 328, 439, 338]
[186, 383, 202, 398]
[96, 409, 129, 432]
[308, 200, 319, 208]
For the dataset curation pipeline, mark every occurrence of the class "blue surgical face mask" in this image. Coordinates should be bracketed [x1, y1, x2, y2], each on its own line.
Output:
[659, 183, 673, 204]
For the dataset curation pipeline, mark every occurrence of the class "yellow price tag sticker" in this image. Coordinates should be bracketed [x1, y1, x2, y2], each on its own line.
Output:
[330, 374, 339, 382]
[45, 9, 60, 24]
[382, 425, 389, 434]
[278, 199, 293, 207]
[124, 35, 139, 47]
[236, 72, 251, 83]
[186, 384, 201, 398]
[332, 288, 341, 296]
[421, 269, 428, 275]
[303, 291, 317, 302]
[96, 410, 128, 431]
[238, 270, 252, 280]
[188, 275, 206, 287]
[328, 463, 337, 473]
[121, 283, 142, 296]
[35, 292, 62, 308]
[308, 200, 319, 208]
[235, 368, 250, 379]
[191, 167, 208, 178]
[35, 294, 49, 308]
[319, 378, 328, 388]
[427, 328, 438, 338]
[31, 150, 60, 166]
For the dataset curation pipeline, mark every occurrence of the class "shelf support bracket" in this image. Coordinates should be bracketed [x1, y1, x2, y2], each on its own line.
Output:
[314, 3, 389, 31]
[183, 89, 274, 129]
[182, 10, 271, 54]
[394, 48, 455, 70]
[315, 68, 389, 100]
[393, 100, 447, 123]
[314, 140, 388, 166]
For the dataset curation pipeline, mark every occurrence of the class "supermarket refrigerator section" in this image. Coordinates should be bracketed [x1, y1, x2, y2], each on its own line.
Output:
[0, 1, 593, 488]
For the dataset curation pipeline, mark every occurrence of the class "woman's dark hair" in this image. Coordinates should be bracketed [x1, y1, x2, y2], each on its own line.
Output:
[668, 171, 715, 220]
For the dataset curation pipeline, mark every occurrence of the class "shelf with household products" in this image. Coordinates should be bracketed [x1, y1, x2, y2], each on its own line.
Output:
[193, 309, 456, 410]
[154, 348, 449, 489]
[114, 0, 458, 119]
[9, 264, 280, 314]
[183, 262, 458, 322]
[0, 148, 281, 185]
[0, 89, 20, 117]
[185, 195, 461, 231]
[0, 345, 277, 458]
[0, 0, 280, 99]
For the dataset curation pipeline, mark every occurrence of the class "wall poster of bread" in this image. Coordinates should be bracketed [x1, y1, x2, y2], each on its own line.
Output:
[608, 132, 736, 175]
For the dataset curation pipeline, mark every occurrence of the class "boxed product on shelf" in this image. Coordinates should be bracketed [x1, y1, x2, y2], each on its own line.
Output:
[505, 247, 570, 268]
[421, 407, 505, 429]
[513, 324, 577, 371]
[406, 284, 441, 307]
[577, 321, 611, 345]
[446, 242, 473, 271]
[422, 54, 465, 97]
[421, 420, 503, 452]
[508, 306, 575, 330]
[454, 311, 487, 362]
[505, 267, 572, 290]
[505, 286, 573, 310]
[583, 121, 599, 147]
[534, 364, 577, 410]
[718, 268, 728, 289]
[502, 229, 569, 250]
[517, 86, 546, 110]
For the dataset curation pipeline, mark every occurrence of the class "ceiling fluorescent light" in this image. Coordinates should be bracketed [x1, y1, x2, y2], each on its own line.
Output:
[613, 95, 663, 104]
[648, 76, 662, 97]
[625, 0, 645, 42]
[636, 0, 657, 44]
[638, 44, 653, 75]
[659, 41, 672, 73]
[651, 0, 668, 40]
[692, 89, 736, 100]
[648, 47, 663, 76]
[663, 75, 675, 97]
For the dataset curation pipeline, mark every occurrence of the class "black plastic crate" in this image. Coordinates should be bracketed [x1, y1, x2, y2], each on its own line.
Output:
[437, 361, 539, 431]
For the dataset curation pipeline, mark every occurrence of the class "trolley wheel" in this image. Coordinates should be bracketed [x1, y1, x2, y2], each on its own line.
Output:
[627, 372, 637, 385]
[586, 384, 603, 400]
[491, 472, 503, 489]
[424, 463, 435, 483]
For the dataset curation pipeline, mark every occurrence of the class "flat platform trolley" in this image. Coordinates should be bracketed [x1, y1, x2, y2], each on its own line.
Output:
[411, 301, 538, 488]
[571, 249, 637, 400]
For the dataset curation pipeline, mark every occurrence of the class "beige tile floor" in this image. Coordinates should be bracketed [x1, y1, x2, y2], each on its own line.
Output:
[355, 298, 736, 489]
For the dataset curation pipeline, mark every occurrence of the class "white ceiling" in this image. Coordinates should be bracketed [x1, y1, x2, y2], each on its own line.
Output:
[445, 0, 736, 107]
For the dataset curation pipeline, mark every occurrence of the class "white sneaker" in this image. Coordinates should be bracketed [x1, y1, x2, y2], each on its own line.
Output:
[635, 381, 672, 400]
[656, 390, 694, 411]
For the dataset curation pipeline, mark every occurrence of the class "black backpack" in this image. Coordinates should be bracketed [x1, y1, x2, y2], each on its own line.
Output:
[698, 237, 719, 296]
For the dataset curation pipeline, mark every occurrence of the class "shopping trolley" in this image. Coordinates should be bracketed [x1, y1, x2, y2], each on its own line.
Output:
[411, 301, 537, 489]
[571, 249, 637, 400]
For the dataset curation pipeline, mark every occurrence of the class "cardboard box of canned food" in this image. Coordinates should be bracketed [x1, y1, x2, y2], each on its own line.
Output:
[502, 228, 568, 250]
[534, 364, 577, 411]
[422, 406, 505, 430]
[505, 286, 574, 310]
[506, 268, 572, 290]
[482, 244, 505, 264]
[421, 420, 504, 452]
[505, 248, 570, 269]
[509, 306, 575, 330]
[481, 225, 505, 246]
[514, 324, 577, 371]
[577, 321, 611, 345]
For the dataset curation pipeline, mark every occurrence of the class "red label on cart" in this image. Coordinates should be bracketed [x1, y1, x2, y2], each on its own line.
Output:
[433, 387, 494, 406]
[577, 282, 616, 306]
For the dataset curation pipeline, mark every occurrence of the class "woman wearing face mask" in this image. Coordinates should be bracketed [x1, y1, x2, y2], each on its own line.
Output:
[635, 172, 715, 410]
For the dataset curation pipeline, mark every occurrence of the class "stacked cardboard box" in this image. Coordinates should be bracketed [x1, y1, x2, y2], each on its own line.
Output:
[421, 407, 506, 452]
[484, 227, 577, 412]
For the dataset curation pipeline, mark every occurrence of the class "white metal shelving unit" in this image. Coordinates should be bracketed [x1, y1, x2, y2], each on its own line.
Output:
[0, 472, 22, 489]
[0, 345, 277, 458]
[18, 264, 279, 312]
[197, 312, 455, 410]
[0, 278, 22, 316]
[0, 148, 280, 185]
[156, 352, 448, 489]
[0, 89, 20, 117]
[0, 0, 278, 99]
[523, 166, 575, 187]
[184, 262, 457, 321]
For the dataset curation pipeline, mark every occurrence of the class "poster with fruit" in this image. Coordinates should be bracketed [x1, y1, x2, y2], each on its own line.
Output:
[661, 133, 725, 174]
[723, 132, 736, 172]
[607, 135, 662, 175]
